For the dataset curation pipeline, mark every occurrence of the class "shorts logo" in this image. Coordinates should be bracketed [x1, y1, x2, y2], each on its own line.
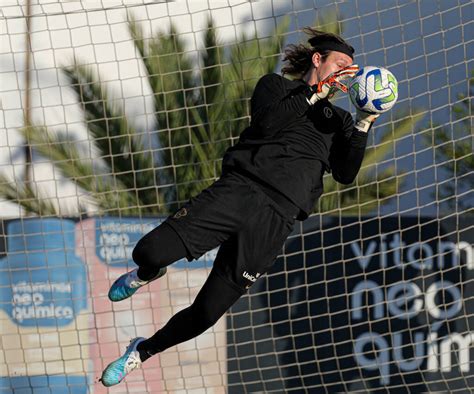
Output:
[173, 207, 188, 219]
[243, 271, 260, 283]
[323, 106, 333, 118]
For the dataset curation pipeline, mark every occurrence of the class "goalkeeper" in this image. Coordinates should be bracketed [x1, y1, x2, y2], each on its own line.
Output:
[101, 28, 379, 387]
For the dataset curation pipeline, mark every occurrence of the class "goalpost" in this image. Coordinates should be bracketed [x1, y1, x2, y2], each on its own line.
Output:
[0, 1, 472, 392]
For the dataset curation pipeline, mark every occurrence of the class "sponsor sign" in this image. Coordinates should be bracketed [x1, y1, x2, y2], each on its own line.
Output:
[0, 218, 88, 392]
[228, 216, 474, 392]
[0, 216, 224, 393]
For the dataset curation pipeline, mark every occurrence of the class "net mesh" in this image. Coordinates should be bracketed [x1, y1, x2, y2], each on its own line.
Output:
[0, 0, 472, 392]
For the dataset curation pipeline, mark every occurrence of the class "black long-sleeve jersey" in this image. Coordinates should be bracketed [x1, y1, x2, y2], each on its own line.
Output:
[222, 73, 369, 220]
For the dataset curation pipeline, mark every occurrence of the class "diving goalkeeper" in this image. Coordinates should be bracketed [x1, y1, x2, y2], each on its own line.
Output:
[100, 28, 379, 387]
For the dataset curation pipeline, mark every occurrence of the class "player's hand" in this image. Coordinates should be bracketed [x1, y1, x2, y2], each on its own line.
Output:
[307, 64, 359, 105]
[354, 109, 380, 133]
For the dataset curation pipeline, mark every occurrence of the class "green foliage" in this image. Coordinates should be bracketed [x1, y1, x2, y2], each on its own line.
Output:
[0, 171, 58, 216]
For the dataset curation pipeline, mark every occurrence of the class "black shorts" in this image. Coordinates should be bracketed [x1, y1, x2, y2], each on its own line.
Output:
[165, 172, 296, 293]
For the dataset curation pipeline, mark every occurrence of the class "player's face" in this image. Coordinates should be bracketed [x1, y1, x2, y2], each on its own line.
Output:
[316, 51, 353, 82]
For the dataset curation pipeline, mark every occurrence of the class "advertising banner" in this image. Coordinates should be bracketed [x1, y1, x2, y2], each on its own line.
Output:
[0, 218, 89, 393]
[227, 216, 474, 393]
[0, 216, 225, 393]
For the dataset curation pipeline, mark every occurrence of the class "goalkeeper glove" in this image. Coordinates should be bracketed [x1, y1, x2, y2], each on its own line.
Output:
[354, 109, 380, 133]
[306, 64, 359, 105]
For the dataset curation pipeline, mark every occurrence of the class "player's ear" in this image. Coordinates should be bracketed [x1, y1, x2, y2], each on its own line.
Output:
[312, 52, 321, 68]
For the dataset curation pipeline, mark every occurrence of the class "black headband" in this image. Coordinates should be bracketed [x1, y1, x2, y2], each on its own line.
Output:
[309, 39, 355, 59]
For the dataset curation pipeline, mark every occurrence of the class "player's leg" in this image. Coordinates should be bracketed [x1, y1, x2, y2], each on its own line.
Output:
[107, 222, 187, 302]
[137, 261, 243, 360]
[137, 195, 296, 360]
[133, 222, 189, 280]
[221, 192, 296, 292]
[101, 239, 243, 387]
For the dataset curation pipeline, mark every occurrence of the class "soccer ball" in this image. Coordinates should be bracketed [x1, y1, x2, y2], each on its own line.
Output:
[349, 66, 398, 114]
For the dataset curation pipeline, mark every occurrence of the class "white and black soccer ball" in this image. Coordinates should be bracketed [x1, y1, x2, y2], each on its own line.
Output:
[349, 66, 398, 114]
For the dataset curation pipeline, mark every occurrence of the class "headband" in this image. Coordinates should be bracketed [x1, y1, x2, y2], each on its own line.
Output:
[308, 39, 355, 59]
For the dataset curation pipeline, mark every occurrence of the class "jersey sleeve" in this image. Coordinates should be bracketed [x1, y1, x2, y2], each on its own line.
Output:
[328, 109, 369, 185]
[250, 74, 310, 137]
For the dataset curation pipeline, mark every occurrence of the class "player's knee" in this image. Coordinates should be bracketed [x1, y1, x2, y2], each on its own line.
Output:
[132, 240, 165, 269]
[132, 242, 146, 266]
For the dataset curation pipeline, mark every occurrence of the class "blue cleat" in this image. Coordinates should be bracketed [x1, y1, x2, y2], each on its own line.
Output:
[108, 267, 167, 302]
[100, 337, 145, 387]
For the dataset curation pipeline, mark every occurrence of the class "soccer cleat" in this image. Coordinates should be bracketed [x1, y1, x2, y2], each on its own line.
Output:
[108, 267, 167, 302]
[100, 337, 144, 387]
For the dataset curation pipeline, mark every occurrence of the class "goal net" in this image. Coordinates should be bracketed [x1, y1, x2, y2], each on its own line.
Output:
[0, 0, 472, 392]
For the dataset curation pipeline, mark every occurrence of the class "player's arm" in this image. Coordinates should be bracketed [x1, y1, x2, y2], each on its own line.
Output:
[328, 111, 376, 185]
[251, 66, 359, 137]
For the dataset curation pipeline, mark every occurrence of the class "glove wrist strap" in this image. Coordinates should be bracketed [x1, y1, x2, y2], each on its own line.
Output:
[354, 118, 373, 133]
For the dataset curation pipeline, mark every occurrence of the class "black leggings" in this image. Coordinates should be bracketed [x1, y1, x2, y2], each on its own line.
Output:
[132, 223, 242, 356]
[133, 222, 189, 280]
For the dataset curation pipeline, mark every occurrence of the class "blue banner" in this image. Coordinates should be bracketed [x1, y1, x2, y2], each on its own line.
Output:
[94, 216, 216, 269]
[0, 218, 87, 327]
